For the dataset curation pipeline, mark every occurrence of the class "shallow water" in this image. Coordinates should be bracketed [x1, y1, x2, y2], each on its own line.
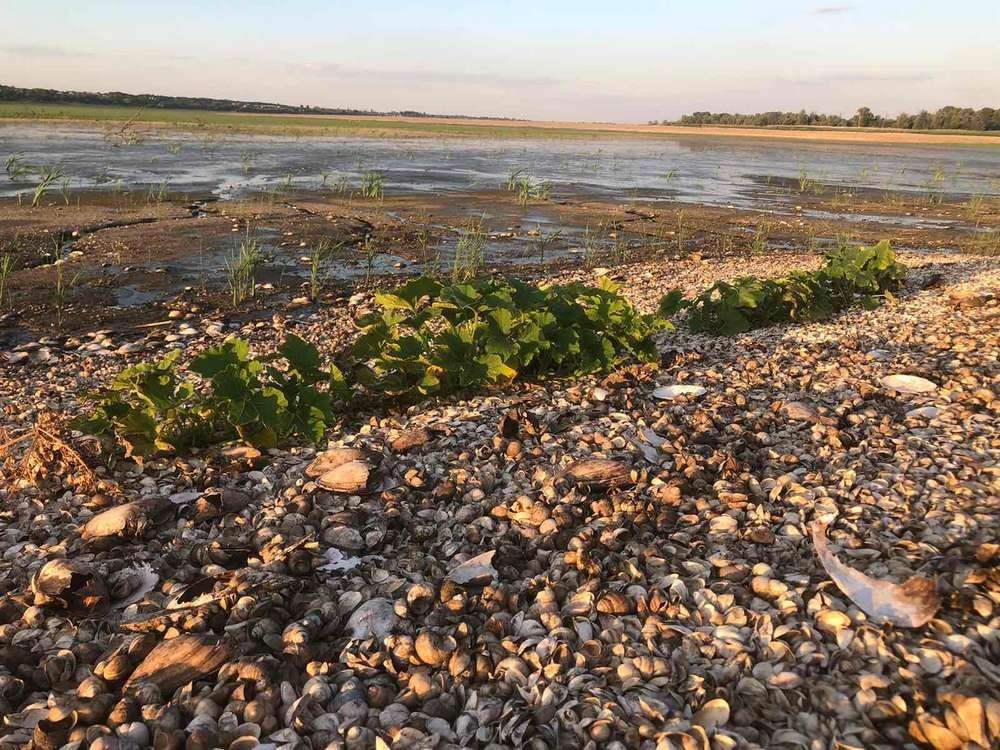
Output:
[2, 124, 998, 212]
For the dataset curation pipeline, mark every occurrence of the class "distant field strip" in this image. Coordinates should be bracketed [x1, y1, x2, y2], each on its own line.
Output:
[1, 102, 998, 144]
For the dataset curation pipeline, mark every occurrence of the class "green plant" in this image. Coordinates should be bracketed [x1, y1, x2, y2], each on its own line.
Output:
[798, 169, 812, 193]
[611, 231, 630, 265]
[0, 253, 15, 307]
[32, 163, 65, 207]
[351, 275, 669, 401]
[360, 171, 384, 199]
[452, 217, 488, 281]
[506, 168, 524, 192]
[362, 235, 378, 283]
[308, 238, 342, 301]
[534, 229, 562, 264]
[239, 151, 257, 175]
[750, 220, 771, 254]
[509, 174, 552, 205]
[667, 240, 905, 335]
[166, 141, 183, 155]
[52, 256, 81, 331]
[147, 180, 169, 204]
[582, 223, 602, 268]
[227, 229, 265, 306]
[5, 153, 31, 181]
[76, 334, 349, 456]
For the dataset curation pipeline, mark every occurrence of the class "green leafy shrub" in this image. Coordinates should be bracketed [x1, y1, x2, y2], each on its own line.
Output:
[350, 275, 668, 400]
[669, 240, 905, 335]
[76, 334, 348, 456]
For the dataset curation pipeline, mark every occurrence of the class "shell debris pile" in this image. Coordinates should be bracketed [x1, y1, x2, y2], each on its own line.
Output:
[0, 251, 998, 749]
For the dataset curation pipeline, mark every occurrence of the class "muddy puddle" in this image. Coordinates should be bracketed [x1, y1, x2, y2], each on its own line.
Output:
[3, 124, 998, 220]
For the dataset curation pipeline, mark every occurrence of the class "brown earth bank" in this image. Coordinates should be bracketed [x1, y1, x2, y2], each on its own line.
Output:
[1, 188, 998, 339]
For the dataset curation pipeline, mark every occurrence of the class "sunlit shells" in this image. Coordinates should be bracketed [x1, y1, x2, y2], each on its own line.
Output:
[881, 374, 938, 394]
[652, 384, 707, 400]
[124, 634, 231, 694]
[30, 559, 110, 615]
[446, 551, 497, 585]
[315, 460, 373, 494]
[692, 698, 731, 731]
[305, 447, 366, 478]
[80, 501, 148, 540]
[562, 458, 633, 489]
[812, 522, 940, 627]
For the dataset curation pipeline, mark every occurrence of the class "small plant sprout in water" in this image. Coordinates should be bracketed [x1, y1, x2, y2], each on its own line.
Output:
[506, 168, 524, 192]
[611, 231, 630, 265]
[509, 174, 552, 205]
[452, 216, 488, 282]
[239, 151, 257, 175]
[5, 153, 32, 182]
[582, 223, 602, 268]
[926, 166, 946, 204]
[361, 235, 379, 283]
[166, 141, 183, 155]
[418, 228, 439, 277]
[534, 228, 562, 264]
[308, 238, 342, 301]
[798, 169, 813, 193]
[147, 180, 169, 204]
[751, 219, 771, 254]
[50, 241, 80, 332]
[0, 252, 15, 308]
[664, 168, 677, 184]
[32, 163, 65, 207]
[227, 229, 265, 306]
[360, 171, 385, 200]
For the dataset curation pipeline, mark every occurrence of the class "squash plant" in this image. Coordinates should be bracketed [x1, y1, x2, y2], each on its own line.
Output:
[673, 240, 905, 335]
[76, 334, 348, 457]
[351, 275, 669, 400]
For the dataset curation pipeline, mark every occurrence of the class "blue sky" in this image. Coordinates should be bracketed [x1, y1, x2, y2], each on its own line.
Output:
[1, 1, 996, 121]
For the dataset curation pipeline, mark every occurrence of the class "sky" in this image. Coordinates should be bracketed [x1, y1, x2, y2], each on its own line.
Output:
[1, 1, 997, 122]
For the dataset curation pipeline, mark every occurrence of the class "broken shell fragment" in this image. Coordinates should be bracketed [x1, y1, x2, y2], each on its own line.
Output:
[652, 384, 706, 400]
[390, 428, 431, 452]
[30, 559, 110, 615]
[562, 459, 633, 489]
[446, 551, 498, 586]
[124, 634, 231, 694]
[881, 374, 937, 394]
[812, 522, 940, 628]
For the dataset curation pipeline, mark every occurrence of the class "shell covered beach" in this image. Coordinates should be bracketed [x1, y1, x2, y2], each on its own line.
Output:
[1, 125, 999, 750]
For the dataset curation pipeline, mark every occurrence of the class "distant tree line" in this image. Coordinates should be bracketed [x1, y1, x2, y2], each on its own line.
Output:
[0, 84, 514, 121]
[656, 106, 1000, 131]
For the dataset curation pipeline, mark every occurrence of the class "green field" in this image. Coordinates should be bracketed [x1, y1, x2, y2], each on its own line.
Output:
[0, 102, 611, 139]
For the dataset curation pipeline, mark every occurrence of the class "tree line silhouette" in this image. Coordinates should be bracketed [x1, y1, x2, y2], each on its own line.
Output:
[658, 106, 999, 132]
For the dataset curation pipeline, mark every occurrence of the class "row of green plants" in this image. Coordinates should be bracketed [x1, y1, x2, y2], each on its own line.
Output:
[77, 276, 666, 455]
[658, 241, 906, 334]
[78, 242, 905, 456]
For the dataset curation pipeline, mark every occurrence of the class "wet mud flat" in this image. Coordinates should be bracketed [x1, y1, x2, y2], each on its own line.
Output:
[1, 183, 998, 341]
